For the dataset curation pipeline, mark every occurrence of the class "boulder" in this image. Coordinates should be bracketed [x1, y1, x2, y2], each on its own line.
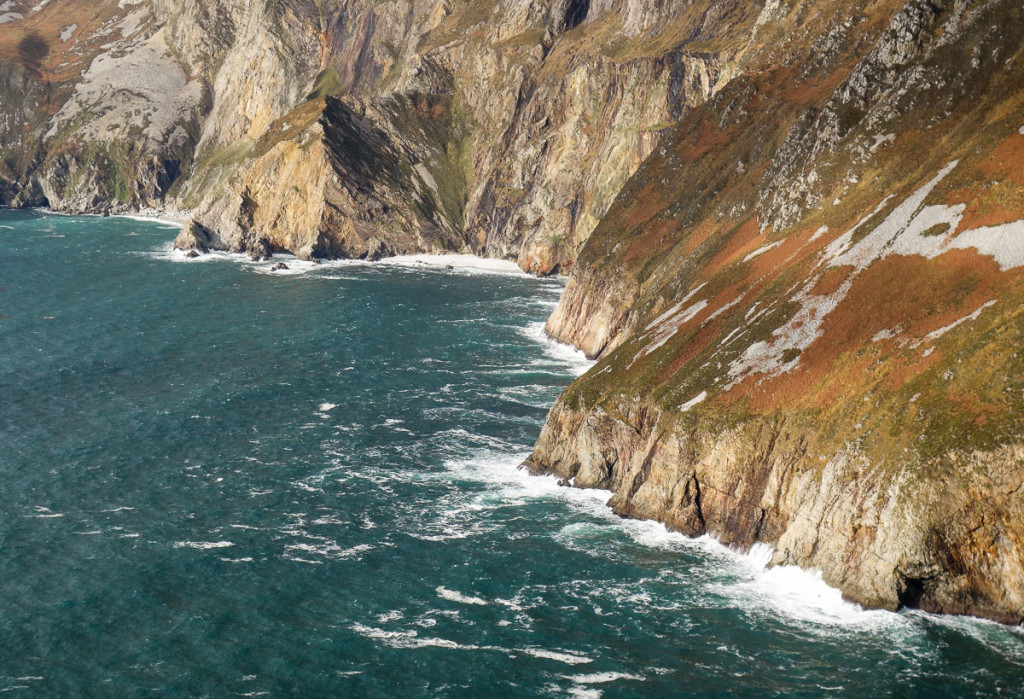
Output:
[173, 219, 214, 254]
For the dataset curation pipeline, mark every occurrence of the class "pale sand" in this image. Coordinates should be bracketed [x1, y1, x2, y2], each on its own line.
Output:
[384, 254, 525, 275]
[118, 208, 190, 227]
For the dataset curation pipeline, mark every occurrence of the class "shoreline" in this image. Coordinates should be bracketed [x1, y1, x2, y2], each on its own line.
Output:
[117, 208, 190, 227]
[9, 206, 1020, 634]
[22, 206, 190, 228]
[14, 206, 567, 278]
[383, 253, 526, 275]
[161, 242, 538, 278]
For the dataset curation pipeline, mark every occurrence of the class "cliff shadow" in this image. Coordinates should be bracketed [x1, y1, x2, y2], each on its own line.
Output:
[17, 31, 49, 78]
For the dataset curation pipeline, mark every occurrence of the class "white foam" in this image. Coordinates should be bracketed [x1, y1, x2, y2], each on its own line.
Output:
[284, 542, 373, 560]
[565, 688, 602, 699]
[605, 520, 904, 631]
[519, 648, 593, 665]
[436, 586, 488, 606]
[566, 672, 645, 685]
[499, 385, 561, 409]
[351, 622, 601, 667]
[318, 403, 338, 412]
[906, 610, 1024, 664]
[173, 540, 235, 550]
[152, 243, 541, 281]
[602, 519, 881, 628]
[116, 215, 184, 228]
[383, 254, 525, 275]
[349, 623, 480, 651]
[496, 459, 907, 632]
[26, 506, 63, 518]
[28, 207, 188, 228]
[704, 541, 905, 630]
[420, 448, 949, 648]
[520, 322, 595, 376]
[250, 257, 331, 276]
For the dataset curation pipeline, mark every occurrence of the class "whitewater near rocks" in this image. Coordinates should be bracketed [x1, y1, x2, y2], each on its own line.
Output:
[2, 212, 1022, 694]
[1, 0, 1024, 630]
[534, 0, 1024, 624]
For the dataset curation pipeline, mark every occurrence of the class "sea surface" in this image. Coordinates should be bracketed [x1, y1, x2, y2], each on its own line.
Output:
[1, 209, 1022, 696]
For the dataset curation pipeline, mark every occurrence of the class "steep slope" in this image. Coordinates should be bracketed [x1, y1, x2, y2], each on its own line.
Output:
[529, 0, 1024, 623]
[0, 0, 206, 212]
[174, 0, 756, 270]
[0, 0, 757, 272]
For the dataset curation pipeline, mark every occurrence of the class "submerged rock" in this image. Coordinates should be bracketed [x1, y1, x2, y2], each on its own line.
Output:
[246, 237, 273, 262]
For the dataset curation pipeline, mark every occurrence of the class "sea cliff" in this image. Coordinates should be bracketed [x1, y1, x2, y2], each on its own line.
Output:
[0, 0, 739, 273]
[2, 0, 1023, 623]
[528, 0, 1024, 623]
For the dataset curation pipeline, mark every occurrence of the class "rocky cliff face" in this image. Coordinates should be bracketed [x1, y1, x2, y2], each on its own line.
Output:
[0, 0, 749, 271]
[0, 0, 207, 212]
[3, 0, 1023, 624]
[530, 0, 1024, 624]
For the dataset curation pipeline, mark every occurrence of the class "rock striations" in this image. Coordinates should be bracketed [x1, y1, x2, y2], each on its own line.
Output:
[0, 0, 741, 272]
[2, 0, 1024, 623]
[528, 0, 1024, 624]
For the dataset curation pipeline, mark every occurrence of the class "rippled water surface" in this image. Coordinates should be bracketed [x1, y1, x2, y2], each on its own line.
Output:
[1, 210, 1022, 696]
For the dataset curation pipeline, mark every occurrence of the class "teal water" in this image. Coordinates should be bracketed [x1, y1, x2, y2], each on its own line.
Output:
[1, 209, 1022, 696]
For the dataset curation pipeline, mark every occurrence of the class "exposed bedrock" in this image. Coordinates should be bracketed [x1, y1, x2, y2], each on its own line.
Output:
[526, 402, 1024, 623]
[532, 0, 1024, 624]
[1, 0, 750, 270]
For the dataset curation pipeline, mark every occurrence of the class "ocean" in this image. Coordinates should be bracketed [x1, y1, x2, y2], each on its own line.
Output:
[1, 209, 1022, 696]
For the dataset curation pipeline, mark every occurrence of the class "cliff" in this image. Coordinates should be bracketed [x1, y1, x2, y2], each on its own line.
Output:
[0, 0, 746, 272]
[2, 0, 1023, 624]
[528, 0, 1024, 624]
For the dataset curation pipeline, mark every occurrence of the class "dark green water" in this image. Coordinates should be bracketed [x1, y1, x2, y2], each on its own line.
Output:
[1, 209, 1022, 697]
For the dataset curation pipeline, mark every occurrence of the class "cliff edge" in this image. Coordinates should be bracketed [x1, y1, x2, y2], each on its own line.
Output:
[528, 0, 1024, 624]
[0, 0, 752, 273]
[2, 0, 1023, 624]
